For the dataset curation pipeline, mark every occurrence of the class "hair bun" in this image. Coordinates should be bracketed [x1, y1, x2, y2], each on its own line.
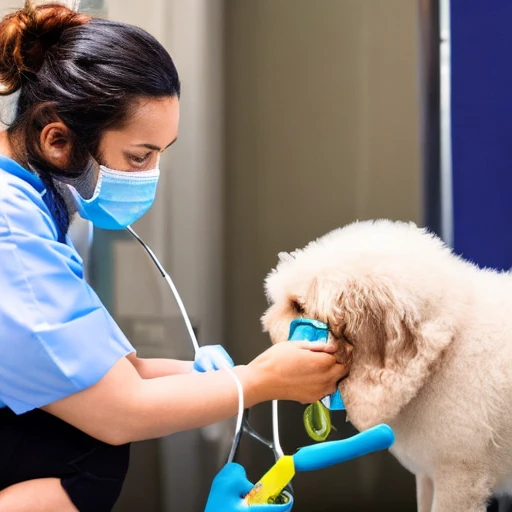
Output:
[0, 1, 91, 95]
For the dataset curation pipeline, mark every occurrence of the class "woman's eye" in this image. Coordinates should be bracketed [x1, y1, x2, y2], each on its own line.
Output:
[129, 153, 151, 165]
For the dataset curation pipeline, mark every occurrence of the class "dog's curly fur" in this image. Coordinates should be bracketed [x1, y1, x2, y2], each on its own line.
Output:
[261, 219, 512, 512]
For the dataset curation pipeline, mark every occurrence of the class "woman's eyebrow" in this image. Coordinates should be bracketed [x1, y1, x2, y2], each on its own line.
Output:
[130, 137, 178, 151]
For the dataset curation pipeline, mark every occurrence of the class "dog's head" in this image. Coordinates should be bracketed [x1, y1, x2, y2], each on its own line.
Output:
[262, 220, 461, 430]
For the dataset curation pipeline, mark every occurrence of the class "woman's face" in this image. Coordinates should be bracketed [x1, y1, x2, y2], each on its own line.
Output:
[97, 95, 180, 172]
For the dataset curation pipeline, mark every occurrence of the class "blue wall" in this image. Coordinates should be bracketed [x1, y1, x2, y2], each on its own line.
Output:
[451, 1, 512, 270]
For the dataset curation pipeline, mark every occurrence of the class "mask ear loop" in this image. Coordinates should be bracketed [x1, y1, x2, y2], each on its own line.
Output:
[125, 225, 245, 462]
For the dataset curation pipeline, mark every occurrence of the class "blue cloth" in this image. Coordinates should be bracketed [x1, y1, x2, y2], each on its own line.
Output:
[205, 463, 294, 511]
[0, 156, 135, 414]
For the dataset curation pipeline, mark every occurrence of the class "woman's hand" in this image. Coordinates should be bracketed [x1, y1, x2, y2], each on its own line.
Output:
[193, 345, 234, 372]
[204, 462, 293, 511]
[246, 341, 349, 405]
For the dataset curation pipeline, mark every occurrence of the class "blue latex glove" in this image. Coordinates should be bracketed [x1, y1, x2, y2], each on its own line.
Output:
[193, 345, 234, 372]
[205, 462, 294, 511]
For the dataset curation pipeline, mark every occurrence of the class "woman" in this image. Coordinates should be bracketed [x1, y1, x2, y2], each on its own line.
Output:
[0, 2, 348, 511]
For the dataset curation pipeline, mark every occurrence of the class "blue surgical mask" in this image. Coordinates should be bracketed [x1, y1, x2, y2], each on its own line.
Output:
[69, 162, 160, 230]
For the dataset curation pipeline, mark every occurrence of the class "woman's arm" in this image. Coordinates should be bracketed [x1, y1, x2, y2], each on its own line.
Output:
[44, 356, 255, 445]
[42, 341, 348, 446]
[127, 353, 193, 378]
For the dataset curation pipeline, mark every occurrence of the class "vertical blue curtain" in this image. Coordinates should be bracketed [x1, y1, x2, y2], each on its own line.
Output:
[451, 1, 512, 271]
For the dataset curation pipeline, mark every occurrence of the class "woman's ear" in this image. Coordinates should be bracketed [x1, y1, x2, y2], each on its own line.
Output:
[330, 276, 454, 430]
[39, 121, 74, 170]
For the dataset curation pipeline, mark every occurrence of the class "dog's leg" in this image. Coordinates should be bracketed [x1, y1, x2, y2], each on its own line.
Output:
[431, 472, 490, 512]
[417, 474, 434, 512]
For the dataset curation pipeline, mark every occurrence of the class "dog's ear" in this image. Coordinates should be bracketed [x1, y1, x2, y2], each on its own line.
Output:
[326, 275, 454, 430]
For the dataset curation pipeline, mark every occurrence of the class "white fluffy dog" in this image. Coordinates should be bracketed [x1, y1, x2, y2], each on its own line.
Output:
[261, 219, 512, 512]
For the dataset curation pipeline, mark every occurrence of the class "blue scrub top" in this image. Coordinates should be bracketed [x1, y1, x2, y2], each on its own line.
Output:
[0, 156, 135, 414]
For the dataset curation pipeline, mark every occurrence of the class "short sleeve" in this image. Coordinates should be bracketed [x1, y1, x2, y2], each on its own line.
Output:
[0, 173, 135, 414]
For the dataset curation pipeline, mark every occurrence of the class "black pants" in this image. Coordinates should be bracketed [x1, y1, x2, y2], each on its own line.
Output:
[0, 407, 130, 512]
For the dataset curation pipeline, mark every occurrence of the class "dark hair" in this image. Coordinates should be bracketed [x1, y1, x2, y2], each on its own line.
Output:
[0, 1, 180, 238]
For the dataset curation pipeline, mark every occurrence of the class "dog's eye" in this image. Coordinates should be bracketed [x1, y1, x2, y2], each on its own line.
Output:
[335, 325, 354, 346]
[291, 300, 305, 315]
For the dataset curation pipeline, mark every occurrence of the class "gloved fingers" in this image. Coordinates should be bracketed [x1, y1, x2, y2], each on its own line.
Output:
[205, 462, 255, 511]
[194, 345, 235, 372]
[209, 345, 234, 368]
[215, 462, 254, 496]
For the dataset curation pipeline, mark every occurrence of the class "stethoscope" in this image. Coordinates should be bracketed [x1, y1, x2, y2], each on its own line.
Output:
[126, 225, 246, 454]
[127, 225, 395, 506]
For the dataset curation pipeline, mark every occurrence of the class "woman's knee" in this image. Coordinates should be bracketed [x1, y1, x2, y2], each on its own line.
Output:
[0, 478, 78, 512]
